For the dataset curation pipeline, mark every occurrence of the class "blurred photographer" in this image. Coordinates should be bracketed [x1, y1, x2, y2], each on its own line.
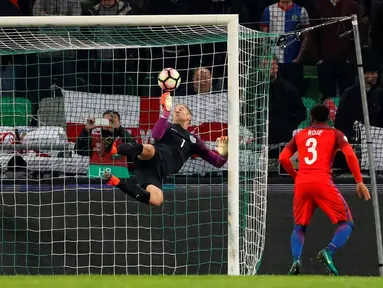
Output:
[75, 110, 136, 164]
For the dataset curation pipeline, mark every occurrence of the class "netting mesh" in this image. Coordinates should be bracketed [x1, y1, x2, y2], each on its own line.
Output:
[0, 21, 277, 275]
[0, 25, 230, 55]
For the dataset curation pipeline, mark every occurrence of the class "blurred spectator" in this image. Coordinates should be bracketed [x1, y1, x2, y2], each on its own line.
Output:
[192, 67, 213, 94]
[75, 110, 136, 164]
[268, 55, 306, 143]
[88, 0, 133, 15]
[33, 0, 81, 15]
[260, 0, 309, 96]
[335, 63, 383, 142]
[247, 55, 306, 144]
[176, 67, 223, 96]
[312, 0, 358, 101]
[88, 0, 135, 95]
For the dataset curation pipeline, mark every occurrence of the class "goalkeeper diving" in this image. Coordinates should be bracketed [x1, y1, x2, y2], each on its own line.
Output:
[104, 92, 228, 206]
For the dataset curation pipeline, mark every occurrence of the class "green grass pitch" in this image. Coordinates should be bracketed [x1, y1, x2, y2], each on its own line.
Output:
[0, 275, 382, 288]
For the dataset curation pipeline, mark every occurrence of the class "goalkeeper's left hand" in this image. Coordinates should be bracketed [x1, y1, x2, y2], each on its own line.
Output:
[160, 92, 172, 118]
[215, 136, 228, 157]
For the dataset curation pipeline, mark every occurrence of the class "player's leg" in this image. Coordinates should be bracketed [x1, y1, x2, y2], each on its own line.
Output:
[315, 181, 354, 276]
[288, 183, 316, 275]
[103, 172, 164, 207]
[111, 141, 155, 161]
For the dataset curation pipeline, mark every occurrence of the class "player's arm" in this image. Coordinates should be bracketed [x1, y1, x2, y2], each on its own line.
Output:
[196, 136, 228, 168]
[152, 92, 172, 140]
[336, 130, 362, 183]
[335, 130, 371, 200]
[279, 136, 298, 179]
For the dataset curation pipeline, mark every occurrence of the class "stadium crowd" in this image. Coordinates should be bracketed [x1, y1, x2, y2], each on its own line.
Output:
[1, 0, 383, 177]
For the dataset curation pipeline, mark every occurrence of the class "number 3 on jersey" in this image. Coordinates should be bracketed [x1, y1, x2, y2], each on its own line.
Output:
[304, 137, 317, 165]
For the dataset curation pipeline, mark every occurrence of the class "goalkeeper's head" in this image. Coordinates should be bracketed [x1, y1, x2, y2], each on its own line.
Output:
[310, 103, 329, 124]
[173, 104, 192, 128]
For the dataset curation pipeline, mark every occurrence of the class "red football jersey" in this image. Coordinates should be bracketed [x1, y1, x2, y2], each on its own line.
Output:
[286, 125, 349, 183]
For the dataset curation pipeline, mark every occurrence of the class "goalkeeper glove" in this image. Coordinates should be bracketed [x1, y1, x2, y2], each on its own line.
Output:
[215, 136, 228, 157]
[160, 92, 172, 118]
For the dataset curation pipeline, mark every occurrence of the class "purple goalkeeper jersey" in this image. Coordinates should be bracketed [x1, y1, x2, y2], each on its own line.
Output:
[151, 117, 227, 178]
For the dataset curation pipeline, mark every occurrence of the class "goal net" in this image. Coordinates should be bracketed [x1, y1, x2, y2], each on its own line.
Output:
[0, 15, 277, 275]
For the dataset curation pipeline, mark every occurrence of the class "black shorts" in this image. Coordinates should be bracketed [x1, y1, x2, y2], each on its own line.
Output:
[134, 151, 163, 190]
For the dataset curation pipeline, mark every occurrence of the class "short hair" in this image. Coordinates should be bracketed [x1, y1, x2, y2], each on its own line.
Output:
[310, 104, 329, 123]
[177, 104, 192, 116]
[195, 67, 211, 74]
[260, 55, 278, 70]
[103, 110, 121, 120]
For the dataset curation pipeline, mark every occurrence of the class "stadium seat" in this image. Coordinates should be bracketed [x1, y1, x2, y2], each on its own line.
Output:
[299, 97, 317, 128]
[0, 97, 32, 126]
[37, 97, 66, 127]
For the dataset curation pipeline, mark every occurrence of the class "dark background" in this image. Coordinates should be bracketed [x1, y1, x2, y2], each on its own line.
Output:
[0, 178, 381, 276]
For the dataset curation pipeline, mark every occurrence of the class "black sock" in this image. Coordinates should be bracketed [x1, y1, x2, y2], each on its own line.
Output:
[116, 179, 150, 204]
[117, 143, 144, 157]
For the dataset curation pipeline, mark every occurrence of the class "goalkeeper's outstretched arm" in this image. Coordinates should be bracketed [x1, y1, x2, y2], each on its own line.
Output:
[152, 92, 172, 140]
[197, 136, 228, 168]
[152, 115, 170, 140]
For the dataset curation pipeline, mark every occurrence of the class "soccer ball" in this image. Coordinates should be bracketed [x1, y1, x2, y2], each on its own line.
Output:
[157, 68, 181, 91]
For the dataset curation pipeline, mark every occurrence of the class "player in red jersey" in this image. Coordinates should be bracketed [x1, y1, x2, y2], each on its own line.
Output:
[279, 104, 371, 276]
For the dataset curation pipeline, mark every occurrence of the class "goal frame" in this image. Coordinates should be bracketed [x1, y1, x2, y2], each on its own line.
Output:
[0, 14, 241, 275]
